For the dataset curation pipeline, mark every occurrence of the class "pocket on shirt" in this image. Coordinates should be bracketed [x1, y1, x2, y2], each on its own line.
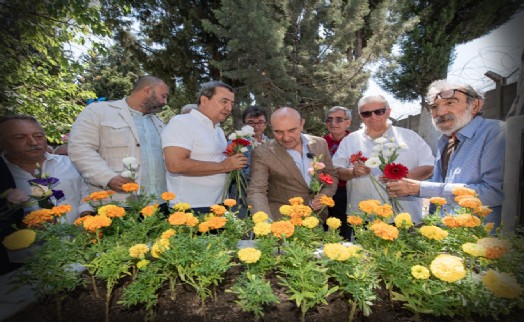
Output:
[101, 121, 132, 147]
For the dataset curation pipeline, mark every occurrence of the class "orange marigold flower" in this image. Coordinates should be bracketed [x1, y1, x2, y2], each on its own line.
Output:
[442, 216, 460, 228]
[185, 214, 199, 227]
[288, 197, 304, 206]
[358, 199, 381, 214]
[122, 183, 139, 192]
[52, 204, 72, 216]
[207, 216, 227, 229]
[477, 237, 509, 259]
[458, 197, 482, 210]
[98, 204, 126, 218]
[74, 216, 89, 226]
[375, 204, 393, 218]
[429, 197, 447, 206]
[455, 214, 481, 228]
[454, 194, 471, 203]
[223, 199, 237, 207]
[141, 204, 158, 217]
[288, 205, 312, 218]
[210, 204, 227, 216]
[198, 221, 211, 233]
[161, 229, 176, 239]
[83, 190, 115, 202]
[452, 186, 476, 197]
[168, 212, 187, 225]
[474, 206, 493, 217]
[161, 192, 176, 201]
[369, 221, 399, 240]
[289, 216, 303, 226]
[347, 215, 363, 226]
[23, 209, 55, 227]
[271, 221, 295, 239]
[83, 215, 112, 232]
[319, 195, 335, 207]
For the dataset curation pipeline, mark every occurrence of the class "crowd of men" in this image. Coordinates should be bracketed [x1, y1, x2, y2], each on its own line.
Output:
[0, 76, 505, 274]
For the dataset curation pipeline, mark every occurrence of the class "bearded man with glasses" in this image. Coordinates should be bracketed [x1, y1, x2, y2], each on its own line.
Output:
[387, 80, 504, 230]
[332, 95, 434, 227]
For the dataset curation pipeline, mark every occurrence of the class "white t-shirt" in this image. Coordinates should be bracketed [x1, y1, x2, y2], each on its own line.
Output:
[332, 126, 435, 223]
[161, 110, 228, 207]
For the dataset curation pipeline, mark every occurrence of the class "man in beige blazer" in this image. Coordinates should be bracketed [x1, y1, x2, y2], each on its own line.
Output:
[247, 107, 338, 221]
[69, 76, 168, 202]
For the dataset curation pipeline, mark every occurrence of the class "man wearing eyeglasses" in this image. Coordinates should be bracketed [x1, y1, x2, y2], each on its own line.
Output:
[323, 106, 352, 239]
[243, 105, 270, 146]
[387, 80, 504, 228]
[332, 95, 434, 224]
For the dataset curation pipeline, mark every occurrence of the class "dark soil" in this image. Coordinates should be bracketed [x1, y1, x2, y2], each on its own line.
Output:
[5, 266, 523, 322]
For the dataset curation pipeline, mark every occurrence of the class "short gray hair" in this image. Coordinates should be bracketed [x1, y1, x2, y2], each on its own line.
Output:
[357, 95, 390, 113]
[326, 106, 352, 121]
[426, 79, 483, 105]
[197, 81, 234, 105]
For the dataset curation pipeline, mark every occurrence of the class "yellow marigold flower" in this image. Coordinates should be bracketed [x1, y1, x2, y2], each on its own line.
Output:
[347, 245, 364, 258]
[394, 212, 413, 228]
[458, 197, 482, 210]
[198, 221, 211, 233]
[52, 204, 72, 216]
[83, 215, 112, 232]
[455, 214, 481, 228]
[419, 225, 448, 241]
[474, 206, 493, 217]
[74, 216, 89, 226]
[462, 242, 487, 257]
[358, 199, 381, 214]
[172, 202, 191, 212]
[223, 199, 237, 207]
[210, 204, 227, 216]
[238, 247, 262, 264]
[477, 237, 509, 259]
[252, 211, 269, 223]
[151, 239, 170, 258]
[23, 209, 55, 227]
[98, 204, 126, 218]
[482, 270, 523, 299]
[271, 221, 295, 239]
[141, 204, 158, 217]
[137, 259, 150, 270]
[161, 192, 176, 201]
[323, 243, 351, 261]
[185, 214, 199, 227]
[2, 229, 36, 250]
[288, 197, 304, 206]
[253, 222, 272, 236]
[430, 254, 466, 283]
[375, 204, 393, 218]
[411, 265, 430, 279]
[129, 243, 149, 259]
[122, 182, 139, 192]
[168, 212, 187, 225]
[347, 215, 363, 226]
[484, 222, 495, 234]
[302, 216, 319, 229]
[442, 216, 460, 228]
[208, 216, 227, 229]
[326, 217, 342, 230]
[429, 197, 446, 206]
[452, 186, 477, 196]
[161, 229, 176, 239]
[319, 195, 335, 207]
[279, 205, 291, 216]
[290, 216, 303, 226]
[369, 221, 399, 241]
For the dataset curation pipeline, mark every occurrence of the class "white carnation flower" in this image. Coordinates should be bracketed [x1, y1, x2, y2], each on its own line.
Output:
[241, 125, 255, 136]
[384, 142, 397, 149]
[122, 157, 138, 167]
[121, 170, 133, 179]
[374, 137, 387, 144]
[364, 157, 381, 168]
[382, 149, 394, 157]
[228, 132, 237, 140]
[372, 144, 383, 152]
[398, 142, 408, 149]
[240, 147, 248, 153]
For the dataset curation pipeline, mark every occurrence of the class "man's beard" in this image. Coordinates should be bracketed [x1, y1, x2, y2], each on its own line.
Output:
[432, 106, 474, 136]
[142, 92, 165, 113]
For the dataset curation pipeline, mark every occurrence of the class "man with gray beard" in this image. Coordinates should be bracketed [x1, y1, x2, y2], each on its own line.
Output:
[387, 79, 504, 228]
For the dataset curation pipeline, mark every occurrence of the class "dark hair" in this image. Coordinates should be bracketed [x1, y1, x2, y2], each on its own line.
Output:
[0, 114, 39, 125]
[132, 76, 166, 92]
[197, 81, 234, 105]
[242, 105, 268, 122]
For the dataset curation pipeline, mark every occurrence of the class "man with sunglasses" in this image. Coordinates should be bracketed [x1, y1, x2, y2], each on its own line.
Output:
[387, 80, 504, 228]
[332, 95, 434, 225]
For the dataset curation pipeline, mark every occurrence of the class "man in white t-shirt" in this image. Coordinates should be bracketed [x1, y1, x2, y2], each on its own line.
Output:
[162, 81, 248, 212]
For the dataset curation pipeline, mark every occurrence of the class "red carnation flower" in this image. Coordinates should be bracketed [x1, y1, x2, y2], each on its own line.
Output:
[350, 151, 368, 164]
[224, 142, 237, 156]
[383, 163, 409, 180]
[319, 173, 334, 185]
[232, 138, 251, 146]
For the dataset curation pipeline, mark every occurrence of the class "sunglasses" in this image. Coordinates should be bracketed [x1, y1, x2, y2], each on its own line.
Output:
[360, 108, 387, 118]
[427, 89, 476, 103]
[325, 117, 348, 124]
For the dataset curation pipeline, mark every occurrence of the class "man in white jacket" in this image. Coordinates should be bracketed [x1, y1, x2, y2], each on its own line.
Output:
[69, 76, 169, 202]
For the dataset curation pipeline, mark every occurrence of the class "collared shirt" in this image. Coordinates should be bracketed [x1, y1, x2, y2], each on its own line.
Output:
[333, 126, 435, 223]
[128, 107, 167, 200]
[161, 109, 227, 207]
[2, 153, 92, 223]
[286, 134, 313, 186]
[419, 116, 505, 225]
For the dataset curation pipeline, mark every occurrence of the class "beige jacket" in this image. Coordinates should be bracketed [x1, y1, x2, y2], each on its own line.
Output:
[68, 99, 165, 201]
[247, 134, 338, 221]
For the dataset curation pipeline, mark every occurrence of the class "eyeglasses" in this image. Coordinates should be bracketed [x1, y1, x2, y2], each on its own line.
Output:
[427, 89, 476, 103]
[246, 121, 267, 127]
[325, 117, 348, 124]
[359, 108, 387, 118]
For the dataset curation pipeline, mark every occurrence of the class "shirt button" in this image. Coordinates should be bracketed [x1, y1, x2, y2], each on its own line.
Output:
[136, 143, 140, 147]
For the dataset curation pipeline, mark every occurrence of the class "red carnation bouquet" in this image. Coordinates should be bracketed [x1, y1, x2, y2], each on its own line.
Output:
[351, 136, 409, 213]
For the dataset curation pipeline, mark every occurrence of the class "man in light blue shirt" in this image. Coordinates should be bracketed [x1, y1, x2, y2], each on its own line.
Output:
[387, 79, 504, 227]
